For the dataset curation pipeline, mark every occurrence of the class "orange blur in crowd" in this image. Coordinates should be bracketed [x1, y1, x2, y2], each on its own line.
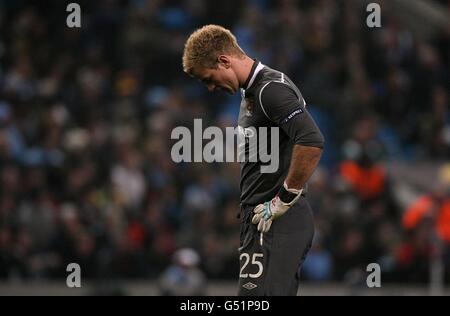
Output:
[402, 195, 450, 242]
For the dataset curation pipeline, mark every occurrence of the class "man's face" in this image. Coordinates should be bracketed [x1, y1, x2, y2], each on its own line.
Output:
[191, 61, 239, 95]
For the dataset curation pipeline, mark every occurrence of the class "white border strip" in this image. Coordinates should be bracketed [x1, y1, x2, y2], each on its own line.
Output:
[258, 81, 273, 121]
[246, 62, 265, 90]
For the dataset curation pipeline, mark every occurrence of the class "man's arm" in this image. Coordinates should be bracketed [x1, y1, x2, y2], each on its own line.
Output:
[285, 145, 323, 190]
[259, 81, 324, 190]
[252, 144, 322, 233]
[252, 81, 325, 232]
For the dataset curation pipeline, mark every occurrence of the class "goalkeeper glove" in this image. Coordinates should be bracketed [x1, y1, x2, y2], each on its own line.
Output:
[252, 182, 303, 233]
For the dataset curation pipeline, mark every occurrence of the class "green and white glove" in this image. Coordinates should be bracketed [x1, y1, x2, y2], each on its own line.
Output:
[252, 182, 303, 233]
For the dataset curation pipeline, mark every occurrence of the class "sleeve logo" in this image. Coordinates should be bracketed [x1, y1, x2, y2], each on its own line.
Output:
[281, 107, 303, 124]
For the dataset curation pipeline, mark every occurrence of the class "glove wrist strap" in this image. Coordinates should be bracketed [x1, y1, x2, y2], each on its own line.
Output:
[278, 182, 303, 206]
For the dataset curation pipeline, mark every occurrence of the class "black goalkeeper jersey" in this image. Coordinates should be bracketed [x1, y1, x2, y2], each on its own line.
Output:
[238, 60, 324, 207]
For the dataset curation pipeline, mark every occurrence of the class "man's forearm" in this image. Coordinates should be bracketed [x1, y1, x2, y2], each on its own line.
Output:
[284, 144, 323, 190]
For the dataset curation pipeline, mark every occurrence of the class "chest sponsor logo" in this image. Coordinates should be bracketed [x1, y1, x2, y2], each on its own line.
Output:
[241, 97, 254, 117]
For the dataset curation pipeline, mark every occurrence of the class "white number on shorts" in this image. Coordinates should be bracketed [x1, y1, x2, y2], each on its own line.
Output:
[239, 253, 264, 278]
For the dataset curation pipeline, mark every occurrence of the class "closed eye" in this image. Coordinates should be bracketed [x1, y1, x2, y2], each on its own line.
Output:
[201, 77, 211, 84]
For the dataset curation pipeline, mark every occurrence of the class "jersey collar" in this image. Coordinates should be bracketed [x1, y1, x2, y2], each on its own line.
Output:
[243, 60, 265, 91]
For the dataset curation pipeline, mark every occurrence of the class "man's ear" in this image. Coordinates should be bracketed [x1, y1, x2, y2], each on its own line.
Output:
[217, 55, 231, 69]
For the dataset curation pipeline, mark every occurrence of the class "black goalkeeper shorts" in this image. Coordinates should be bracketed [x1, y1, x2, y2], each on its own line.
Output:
[237, 196, 315, 296]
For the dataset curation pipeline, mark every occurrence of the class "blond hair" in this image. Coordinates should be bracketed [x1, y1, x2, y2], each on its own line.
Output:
[182, 24, 245, 74]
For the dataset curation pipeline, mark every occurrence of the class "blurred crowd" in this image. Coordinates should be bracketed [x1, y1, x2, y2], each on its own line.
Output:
[0, 0, 449, 286]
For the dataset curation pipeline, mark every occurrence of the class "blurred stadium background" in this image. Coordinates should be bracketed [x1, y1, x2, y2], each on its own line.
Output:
[0, 0, 449, 295]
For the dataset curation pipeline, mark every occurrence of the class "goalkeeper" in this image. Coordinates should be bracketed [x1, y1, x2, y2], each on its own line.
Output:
[182, 25, 324, 296]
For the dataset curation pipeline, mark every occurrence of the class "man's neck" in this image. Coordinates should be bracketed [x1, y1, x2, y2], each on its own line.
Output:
[235, 56, 256, 88]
